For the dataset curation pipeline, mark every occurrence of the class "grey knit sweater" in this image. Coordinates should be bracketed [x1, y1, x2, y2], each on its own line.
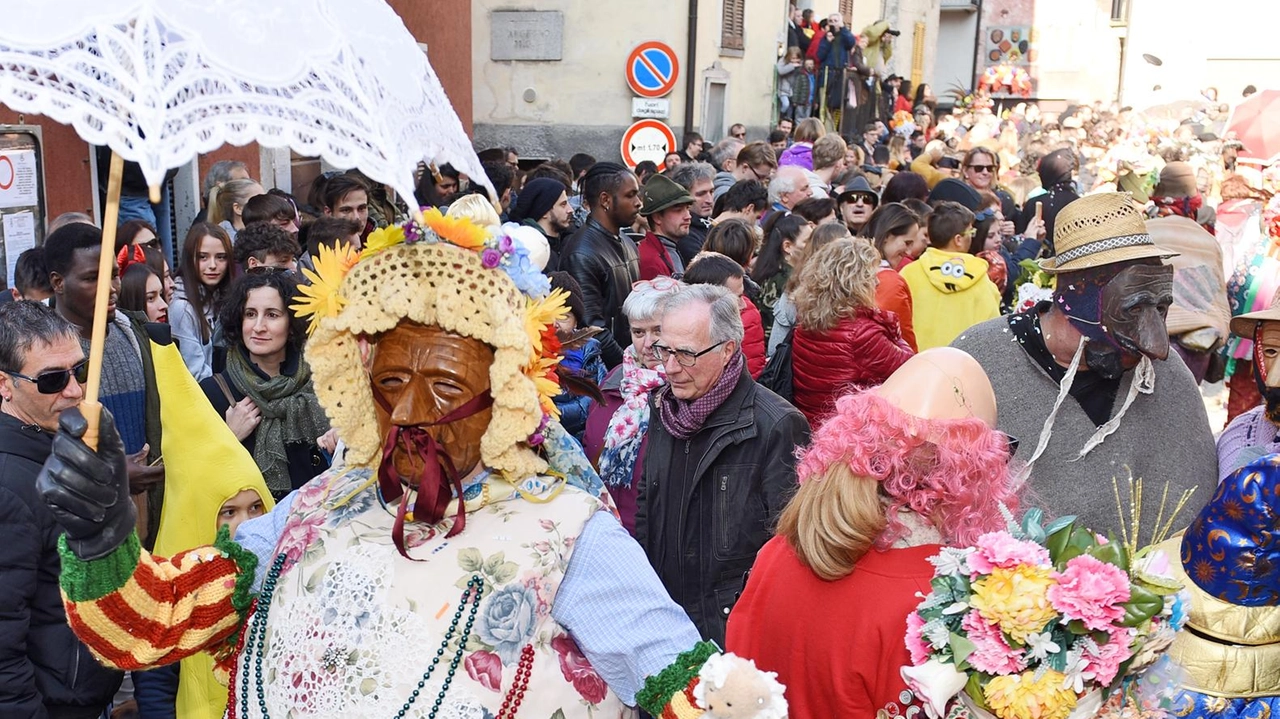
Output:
[953, 317, 1218, 540]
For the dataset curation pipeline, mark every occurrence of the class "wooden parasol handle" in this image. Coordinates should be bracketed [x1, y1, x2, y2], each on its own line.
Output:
[82, 151, 125, 451]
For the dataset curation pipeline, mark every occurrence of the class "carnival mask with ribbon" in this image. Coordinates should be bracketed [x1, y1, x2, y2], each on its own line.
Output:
[1055, 260, 1173, 379]
[1254, 323, 1280, 423]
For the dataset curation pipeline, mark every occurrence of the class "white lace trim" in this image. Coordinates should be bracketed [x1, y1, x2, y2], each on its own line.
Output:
[0, 1, 486, 203]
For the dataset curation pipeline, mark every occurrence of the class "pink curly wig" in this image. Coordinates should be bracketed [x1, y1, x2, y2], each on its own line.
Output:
[796, 389, 1019, 547]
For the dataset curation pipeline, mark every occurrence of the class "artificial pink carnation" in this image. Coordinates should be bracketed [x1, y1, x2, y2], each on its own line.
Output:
[1047, 555, 1131, 631]
[967, 531, 1052, 576]
[1083, 627, 1135, 685]
[905, 611, 931, 665]
[961, 611, 1028, 675]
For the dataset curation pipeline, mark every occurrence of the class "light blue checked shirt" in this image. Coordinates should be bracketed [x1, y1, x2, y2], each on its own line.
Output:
[235, 491, 699, 706]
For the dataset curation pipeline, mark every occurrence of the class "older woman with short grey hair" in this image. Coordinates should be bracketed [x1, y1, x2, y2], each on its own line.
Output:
[583, 277, 683, 535]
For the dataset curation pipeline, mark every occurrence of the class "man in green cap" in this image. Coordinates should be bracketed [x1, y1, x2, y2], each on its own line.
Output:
[637, 174, 694, 279]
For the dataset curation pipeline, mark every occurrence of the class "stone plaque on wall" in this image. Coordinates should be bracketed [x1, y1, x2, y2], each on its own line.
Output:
[490, 11, 563, 61]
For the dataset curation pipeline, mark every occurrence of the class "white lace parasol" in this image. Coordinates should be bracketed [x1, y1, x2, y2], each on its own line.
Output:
[0, 0, 487, 202]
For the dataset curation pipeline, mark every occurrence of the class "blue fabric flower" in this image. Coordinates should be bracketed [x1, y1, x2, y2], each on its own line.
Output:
[475, 582, 538, 664]
[503, 245, 551, 298]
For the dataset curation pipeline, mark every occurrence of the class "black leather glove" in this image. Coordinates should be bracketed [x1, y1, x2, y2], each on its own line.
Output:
[37, 406, 137, 561]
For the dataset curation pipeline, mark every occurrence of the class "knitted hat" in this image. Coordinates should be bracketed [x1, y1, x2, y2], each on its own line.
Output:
[509, 177, 566, 223]
[1154, 161, 1198, 198]
[927, 178, 982, 211]
[1181, 455, 1280, 606]
[1037, 192, 1176, 273]
[296, 210, 571, 479]
[641, 174, 695, 217]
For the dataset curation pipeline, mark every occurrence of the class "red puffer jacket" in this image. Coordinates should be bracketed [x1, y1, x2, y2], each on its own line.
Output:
[741, 296, 767, 379]
[791, 306, 914, 427]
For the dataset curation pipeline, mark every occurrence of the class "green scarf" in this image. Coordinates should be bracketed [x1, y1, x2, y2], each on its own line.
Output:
[224, 347, 331, 493]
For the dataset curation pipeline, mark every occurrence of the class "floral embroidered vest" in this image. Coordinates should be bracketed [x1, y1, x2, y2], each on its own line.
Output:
[232, 467, 632, 718]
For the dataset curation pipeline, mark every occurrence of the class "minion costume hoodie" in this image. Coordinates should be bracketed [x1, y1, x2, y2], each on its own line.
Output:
[900, 246, 1002, 349]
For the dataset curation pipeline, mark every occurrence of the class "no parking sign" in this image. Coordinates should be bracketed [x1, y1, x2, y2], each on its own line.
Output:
[625, 41, 679, 98]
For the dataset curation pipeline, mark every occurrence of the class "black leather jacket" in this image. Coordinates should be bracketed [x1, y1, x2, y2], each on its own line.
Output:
[560, 217, 639, 368]
[0, 414, 123, 717]
[636, 366, 811, 645]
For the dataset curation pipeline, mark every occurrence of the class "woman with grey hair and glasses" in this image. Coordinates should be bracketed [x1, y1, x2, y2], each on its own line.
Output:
[583, 276, 682, 535]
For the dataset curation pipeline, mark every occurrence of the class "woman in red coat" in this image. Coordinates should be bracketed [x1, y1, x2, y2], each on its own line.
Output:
[789, 238, 913, 427]
[725, 348, 1018, 719]
[683, 252, 767, 378]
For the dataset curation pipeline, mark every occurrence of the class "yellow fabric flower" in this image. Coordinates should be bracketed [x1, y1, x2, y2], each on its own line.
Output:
[293, 243, 360, 334]
[421, 207, 489, 250]
[525, 289, 571, 359]
[983, 670, 1077, 719]
[359, 224, 406, 260]
[970, 565, 1058, 644]
[526, 356, 562, 417]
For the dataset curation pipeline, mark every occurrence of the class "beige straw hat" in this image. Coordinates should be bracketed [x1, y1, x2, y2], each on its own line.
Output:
[1038, 192, 1177, 273]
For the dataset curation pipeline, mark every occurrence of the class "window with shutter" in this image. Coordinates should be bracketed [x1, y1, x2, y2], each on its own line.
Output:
[722, 0, 745, 51]
[839, 0, 854, 25]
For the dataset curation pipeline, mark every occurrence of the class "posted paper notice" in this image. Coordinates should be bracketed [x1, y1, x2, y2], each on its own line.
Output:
[3, 211, 36, 288]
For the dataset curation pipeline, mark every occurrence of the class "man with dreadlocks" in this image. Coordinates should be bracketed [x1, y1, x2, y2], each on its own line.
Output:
[36, 212, 787, 719]
[560, 162, 644, 369]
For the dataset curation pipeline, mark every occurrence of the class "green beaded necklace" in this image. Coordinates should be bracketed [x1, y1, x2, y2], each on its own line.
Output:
[235, 552, 486, 719]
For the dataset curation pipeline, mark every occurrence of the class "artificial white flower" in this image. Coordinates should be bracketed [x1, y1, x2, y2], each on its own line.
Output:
[901, 659, 968, 719]
[928, 547, 973, 577]
[1061, 647, 1096, 694]
[1025, 631, 1061, 661]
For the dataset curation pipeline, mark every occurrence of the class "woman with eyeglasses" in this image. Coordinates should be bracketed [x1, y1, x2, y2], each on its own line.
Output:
[169, 222, 233, 381]
[115, 219, 160, 254]
[199, 271, 334, 501]
[961, 147, 1019, 231]
[790, 238, 913, 427]
[583, 277, 683, 536]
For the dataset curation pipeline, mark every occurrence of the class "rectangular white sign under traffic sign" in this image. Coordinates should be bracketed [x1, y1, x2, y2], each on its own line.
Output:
[632, 98, 671, 119]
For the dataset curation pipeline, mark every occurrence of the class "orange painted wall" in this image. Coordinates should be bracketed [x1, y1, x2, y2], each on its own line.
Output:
[1, 1, 474, 227]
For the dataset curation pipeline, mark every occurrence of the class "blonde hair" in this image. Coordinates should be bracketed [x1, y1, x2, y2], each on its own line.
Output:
[784, 45, 802, 63]
[776, 463, 887, 581]
[1006, 174, 1041, 207]
[208, 178, 262, 226]
[791, 238, 879, 331]
[446, 194, 502, 227]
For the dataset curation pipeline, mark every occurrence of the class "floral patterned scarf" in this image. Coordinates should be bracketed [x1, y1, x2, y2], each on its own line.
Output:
[598, 347, 666, 487]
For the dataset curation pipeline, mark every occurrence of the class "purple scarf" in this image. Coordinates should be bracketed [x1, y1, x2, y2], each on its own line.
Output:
[658, 352, 745, 440]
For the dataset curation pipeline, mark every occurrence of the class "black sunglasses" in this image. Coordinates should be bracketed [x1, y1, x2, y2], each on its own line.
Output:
[5, 358, 89, 394]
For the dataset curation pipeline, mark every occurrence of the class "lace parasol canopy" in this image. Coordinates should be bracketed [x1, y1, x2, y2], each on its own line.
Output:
[0, 0, 487, 202]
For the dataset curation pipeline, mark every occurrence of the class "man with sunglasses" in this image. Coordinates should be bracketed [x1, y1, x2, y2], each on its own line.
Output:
[637, 284, 809, 645]
[0, 301, 123, 717]
[837, 175, 879, 235]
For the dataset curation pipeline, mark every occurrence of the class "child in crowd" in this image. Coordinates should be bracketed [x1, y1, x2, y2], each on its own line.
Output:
[792, 57, 818, 120]
[547, 272, 606, 441]
[6, 247, 52, 302]
[683, 252, 767, 378]
[899, 201, 1001, 349]
[150, 339, 276, 719]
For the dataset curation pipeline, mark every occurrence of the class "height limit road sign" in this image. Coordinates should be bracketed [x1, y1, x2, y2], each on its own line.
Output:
[621, 119, 677, 171]
[625, 41, 679, 98]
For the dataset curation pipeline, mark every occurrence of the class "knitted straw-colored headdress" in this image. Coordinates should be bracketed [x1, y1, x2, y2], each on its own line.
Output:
[294, 208, 570, 480]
